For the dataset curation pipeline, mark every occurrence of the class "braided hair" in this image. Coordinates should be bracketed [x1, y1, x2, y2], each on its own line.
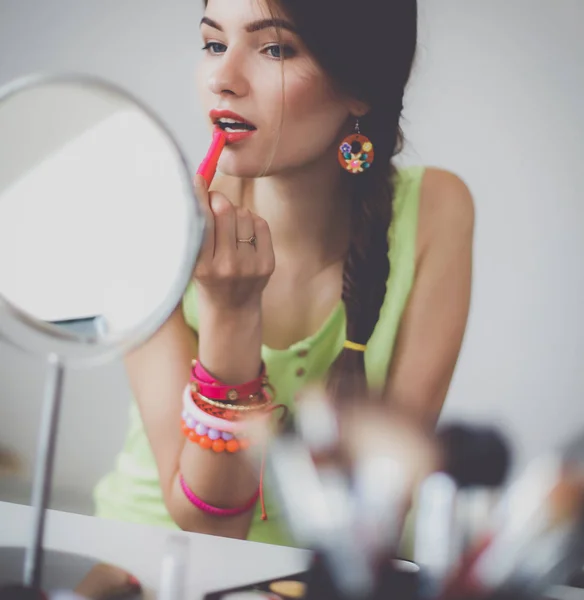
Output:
[274, 0, 418, 399]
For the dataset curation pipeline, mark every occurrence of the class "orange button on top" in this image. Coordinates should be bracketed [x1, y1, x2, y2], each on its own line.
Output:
[295, 368, 306, 377]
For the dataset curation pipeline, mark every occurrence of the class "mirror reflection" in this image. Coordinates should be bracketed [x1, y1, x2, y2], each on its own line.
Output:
[0, 80, 193, 342]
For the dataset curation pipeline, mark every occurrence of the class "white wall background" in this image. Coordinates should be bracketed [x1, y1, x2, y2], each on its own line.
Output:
[0, 0, 582, 513]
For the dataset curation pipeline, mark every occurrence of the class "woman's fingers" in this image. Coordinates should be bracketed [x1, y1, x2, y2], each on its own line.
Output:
[191, 184, 275, 308]
[252, 214, 275, 273]
[210, 192, 237, 259]
[235, 207, 256, 252]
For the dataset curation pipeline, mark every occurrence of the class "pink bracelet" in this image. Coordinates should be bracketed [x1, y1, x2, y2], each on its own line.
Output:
[179, 473, 259, 517]
[191, 361, 268, 401]
[190, 377, 265, 402]
[193, 359, 265, 383]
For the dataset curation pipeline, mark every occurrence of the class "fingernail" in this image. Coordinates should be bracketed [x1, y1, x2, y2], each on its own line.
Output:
[128, 575, 141, 589]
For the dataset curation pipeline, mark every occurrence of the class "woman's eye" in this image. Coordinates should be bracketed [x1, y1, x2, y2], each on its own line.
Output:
[263, 44, 296, 60]
[202, 42, 227, 55]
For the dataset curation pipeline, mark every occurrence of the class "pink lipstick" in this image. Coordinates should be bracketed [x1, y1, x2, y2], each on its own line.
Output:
[196, 127, 227, 188]
[209, 109, 257, 146]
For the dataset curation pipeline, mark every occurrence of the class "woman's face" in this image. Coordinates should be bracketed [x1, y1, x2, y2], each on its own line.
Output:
[197, 0, 353, 178]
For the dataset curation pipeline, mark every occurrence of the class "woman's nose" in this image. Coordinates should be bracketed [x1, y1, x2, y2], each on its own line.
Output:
[208, 51, 249, 98]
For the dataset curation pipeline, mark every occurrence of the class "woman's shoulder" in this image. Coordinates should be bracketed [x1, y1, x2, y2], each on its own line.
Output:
[392, 164, 473, 217]
[414, 166, 475, 261]
[388, 164, 426, 232]
[418, 166, 473, 212]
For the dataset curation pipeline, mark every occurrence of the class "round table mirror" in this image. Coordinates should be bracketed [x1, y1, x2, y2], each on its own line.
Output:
[0, 73, 204, 596]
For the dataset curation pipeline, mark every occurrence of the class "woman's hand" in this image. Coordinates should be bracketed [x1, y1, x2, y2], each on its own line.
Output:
[193, 175, 275, 314]
[191, 176, 273, 383]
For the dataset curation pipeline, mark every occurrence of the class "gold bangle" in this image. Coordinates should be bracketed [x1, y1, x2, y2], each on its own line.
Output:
[192, 386, 271, 412]
[343, 340, 367, 352]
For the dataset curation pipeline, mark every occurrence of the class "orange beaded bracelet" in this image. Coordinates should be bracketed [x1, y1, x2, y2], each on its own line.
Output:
[180, 419, 250, 453]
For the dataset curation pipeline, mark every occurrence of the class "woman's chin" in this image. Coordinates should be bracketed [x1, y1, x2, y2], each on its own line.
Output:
[217, 156, 271, 179]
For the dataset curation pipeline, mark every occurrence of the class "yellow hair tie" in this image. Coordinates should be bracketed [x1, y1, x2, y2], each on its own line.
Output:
[343, 340, 367, 352]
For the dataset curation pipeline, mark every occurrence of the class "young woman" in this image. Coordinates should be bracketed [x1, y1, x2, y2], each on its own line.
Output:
[94, 0, 474, 547]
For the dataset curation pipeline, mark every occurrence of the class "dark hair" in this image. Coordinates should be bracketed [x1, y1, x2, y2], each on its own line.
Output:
[270, 0, 418, 400]
[202, 0, 418, 400]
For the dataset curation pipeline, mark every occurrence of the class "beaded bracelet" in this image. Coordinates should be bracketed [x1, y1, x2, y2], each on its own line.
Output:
[181, 418, 249, 453]
[180, 383, 287, 523]
[182, 412, 237, 441]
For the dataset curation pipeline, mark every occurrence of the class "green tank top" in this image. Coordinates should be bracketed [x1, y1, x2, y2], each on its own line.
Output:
[93, 165, 425, 546]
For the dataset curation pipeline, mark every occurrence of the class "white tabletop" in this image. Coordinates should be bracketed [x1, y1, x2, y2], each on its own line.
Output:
[0, 501, 312, 600]
[3, 502, 584, 600]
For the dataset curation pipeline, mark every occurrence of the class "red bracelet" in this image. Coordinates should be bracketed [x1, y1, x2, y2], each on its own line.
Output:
[191, 360, 269, 401]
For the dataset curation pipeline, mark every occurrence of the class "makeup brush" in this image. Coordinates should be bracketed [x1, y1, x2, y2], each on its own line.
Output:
[414, 424, 512, 599]
[349, 408, 438, 563]
[271, 390, 437, 600]
[443, 433, 584, 600]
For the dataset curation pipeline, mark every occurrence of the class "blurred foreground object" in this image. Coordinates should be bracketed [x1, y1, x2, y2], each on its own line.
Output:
[269, 385, 438, 600]
[268, 385, 584, 600]
[442, 430, 584, 600]
[0, 445, 22, 476]
[0, 563, 141, 600]
[414, 424, 512, 598]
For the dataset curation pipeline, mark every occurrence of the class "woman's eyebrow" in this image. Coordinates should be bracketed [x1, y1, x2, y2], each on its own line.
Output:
[200, 16, 297, 34]
[200, 17, 223, 31]
[245, 18, 297, 33]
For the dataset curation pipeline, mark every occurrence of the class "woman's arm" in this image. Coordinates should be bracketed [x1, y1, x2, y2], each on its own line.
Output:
[384, 168, 475, 426]
[125, 178, 274, 539]
[125, 305, 261, 538]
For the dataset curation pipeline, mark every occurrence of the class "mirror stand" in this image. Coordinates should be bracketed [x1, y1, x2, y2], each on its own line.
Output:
[0, 355, 109, 595]
[26, 354, 64, 588]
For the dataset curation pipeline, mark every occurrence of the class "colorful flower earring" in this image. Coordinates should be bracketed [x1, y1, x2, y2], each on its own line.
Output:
[338, 119, 375, 174]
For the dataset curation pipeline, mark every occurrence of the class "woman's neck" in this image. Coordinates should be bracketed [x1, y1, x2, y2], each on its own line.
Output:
[238, 154, 351, 271]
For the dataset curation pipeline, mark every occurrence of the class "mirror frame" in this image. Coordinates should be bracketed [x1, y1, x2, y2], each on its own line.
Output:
[0, 72, 204, 367]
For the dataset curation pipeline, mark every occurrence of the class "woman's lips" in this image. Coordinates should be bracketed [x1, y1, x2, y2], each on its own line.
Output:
[215, 126, 257, 145]
[210, 109, 257, 145]
[210, 108, 256, 127]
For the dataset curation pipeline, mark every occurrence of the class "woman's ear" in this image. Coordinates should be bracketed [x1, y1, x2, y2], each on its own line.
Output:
[347, 98, 370, 119]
